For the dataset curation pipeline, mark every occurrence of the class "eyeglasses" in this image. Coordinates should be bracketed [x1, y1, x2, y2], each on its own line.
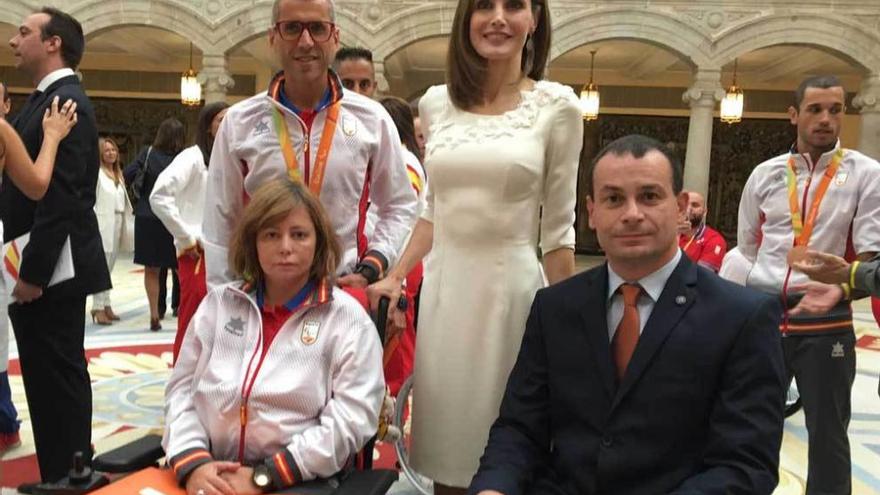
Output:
[274, 21, 335, 42]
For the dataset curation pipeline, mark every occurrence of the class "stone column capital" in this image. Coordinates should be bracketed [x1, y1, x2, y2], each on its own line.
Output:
[853, 73, 880, 114]
[198, 52, 235, 103]
[373, 59, 389, 93]
[682, 68, 724, 108]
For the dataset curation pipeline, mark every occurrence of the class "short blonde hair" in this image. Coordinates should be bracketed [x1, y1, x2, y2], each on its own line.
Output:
[229, 179, 341, 285]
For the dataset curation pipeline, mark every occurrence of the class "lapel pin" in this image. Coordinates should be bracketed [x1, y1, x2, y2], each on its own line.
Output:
[675, 295, 687, 305]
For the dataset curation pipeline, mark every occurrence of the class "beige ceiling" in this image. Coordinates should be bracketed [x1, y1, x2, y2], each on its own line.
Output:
[0, 22, 867, 99]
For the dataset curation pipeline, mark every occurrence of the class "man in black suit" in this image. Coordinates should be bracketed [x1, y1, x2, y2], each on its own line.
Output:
[469, 135, 786, 495]
[0, 7, 108, 483]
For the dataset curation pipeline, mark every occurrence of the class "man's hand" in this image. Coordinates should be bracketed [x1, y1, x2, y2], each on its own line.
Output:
[12, 280, 43, 303]
[337, 273, 369, 289]
[789, 282, 844, 316]
[185, 461, 240, 495]
[791, 250, 851, 285]
[677, 213, 692, 236]
[366, 275, 406, 342]
[219, 466, 262, 495]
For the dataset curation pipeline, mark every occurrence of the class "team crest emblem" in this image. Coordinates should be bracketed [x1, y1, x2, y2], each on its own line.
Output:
[342, 116, 357, 136]
[831, 341, 845, 358]
[302, 320, 321, 345]
[253, 120, 270, 136]
[224, 316, 245, 337]
[835, 172, 848, 186]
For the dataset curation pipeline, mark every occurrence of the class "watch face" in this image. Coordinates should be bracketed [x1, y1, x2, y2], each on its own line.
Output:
[253, 467, 271, 487]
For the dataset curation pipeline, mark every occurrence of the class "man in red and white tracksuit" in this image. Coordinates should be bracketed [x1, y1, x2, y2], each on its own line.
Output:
[678, 190, 726, 272]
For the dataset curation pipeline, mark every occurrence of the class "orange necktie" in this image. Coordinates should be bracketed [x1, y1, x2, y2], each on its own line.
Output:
[612, 283, 641, 381]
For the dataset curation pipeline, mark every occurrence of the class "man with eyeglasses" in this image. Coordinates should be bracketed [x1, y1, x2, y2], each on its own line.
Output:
[738, 74, 880, 495]
[203, 0, 416, 296]
[333, 47, 378, 98]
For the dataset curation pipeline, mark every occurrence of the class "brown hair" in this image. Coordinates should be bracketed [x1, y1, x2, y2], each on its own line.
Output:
[229, 179, 341, 285]
[98, 137, 123, 185]
[446, 0, 550, 110]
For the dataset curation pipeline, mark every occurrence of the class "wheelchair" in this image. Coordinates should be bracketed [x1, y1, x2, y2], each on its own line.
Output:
[30, 299, 399, 495]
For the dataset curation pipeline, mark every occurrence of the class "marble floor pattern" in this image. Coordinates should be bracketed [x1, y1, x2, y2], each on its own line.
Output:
[1, 255, 879, 494]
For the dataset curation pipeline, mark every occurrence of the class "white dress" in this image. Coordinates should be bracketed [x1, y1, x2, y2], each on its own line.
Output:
[412, 81, 583, 486]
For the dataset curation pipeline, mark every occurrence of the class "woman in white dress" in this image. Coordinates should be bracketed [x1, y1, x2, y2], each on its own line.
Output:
[0, 96, 78, 451]
[367, 0, 583, 492]
[91, 137, 130, 325]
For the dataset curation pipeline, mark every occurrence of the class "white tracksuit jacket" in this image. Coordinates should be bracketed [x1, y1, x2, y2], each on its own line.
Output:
[162, 280, 384, 488]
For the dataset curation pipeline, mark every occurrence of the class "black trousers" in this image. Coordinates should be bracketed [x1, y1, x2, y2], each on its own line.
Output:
[783, 331, 856, 495]
[10, 291, 92, 482]
[158, 267, 179, 315]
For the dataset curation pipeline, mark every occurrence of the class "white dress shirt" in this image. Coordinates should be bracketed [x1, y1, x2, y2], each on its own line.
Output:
[36, 68, 75, 92]
[606, 249, 682, 341]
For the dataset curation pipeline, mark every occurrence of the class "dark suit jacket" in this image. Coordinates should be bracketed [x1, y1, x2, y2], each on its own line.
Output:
[469, 256, 786, 495]
[0, 75, 110, 296]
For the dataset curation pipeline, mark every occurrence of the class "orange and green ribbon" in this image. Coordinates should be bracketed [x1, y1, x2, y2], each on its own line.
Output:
[786, 147, 845, 247]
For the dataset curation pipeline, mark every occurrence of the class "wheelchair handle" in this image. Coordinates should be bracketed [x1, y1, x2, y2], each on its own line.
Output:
[374, 296, 390, 344]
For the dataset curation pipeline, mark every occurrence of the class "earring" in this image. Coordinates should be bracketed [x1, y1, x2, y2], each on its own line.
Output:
[523, 34, 535, 75]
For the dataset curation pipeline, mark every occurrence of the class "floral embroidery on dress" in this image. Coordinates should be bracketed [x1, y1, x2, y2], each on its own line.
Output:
[424, 81, 576, 159]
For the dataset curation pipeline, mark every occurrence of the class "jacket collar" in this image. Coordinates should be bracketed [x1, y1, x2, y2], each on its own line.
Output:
[789, 139, 843, 169]
[267, 70, 343, 114]
[239, 277, 333, 312]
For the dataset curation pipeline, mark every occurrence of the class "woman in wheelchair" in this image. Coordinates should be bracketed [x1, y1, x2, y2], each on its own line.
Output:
[162, 179, 385, 495]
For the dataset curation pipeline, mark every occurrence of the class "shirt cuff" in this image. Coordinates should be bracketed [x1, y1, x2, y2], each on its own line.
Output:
[356, 250, 389, 284]
[264, 449, 304, 489]
[169, 448, 213, 486]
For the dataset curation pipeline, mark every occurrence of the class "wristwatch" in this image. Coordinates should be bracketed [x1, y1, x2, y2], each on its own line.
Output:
[252, 464, 272, 491]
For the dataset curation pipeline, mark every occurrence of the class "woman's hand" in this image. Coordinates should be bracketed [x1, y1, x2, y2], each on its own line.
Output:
[42, 96, 77, 143]
[791, 250, 851, 285]
[366, 275, 406, 342]
[185, 461, 240, 495]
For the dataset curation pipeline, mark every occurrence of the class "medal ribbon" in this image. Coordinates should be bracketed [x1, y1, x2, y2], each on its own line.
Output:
[270, 77, 341, 198]
[786, 148, 844, 247]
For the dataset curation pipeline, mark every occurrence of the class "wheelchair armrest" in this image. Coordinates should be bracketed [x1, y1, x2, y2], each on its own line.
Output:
[92, 434, 165, 473]
[333, 469, 398, 495]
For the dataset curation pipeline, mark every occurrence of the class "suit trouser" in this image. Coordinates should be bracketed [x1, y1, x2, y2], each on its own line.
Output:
[10, 291, 92, 482]
[783, 331, 856, 495]
[158, 267, 179, 315]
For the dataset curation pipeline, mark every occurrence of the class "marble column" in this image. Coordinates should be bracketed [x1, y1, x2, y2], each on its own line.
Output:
[199, 52, 235, 104]
[681, 69, 724, 197]
[853, 73, 880, 160]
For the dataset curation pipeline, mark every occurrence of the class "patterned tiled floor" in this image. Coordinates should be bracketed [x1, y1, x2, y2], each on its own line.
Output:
[1, 254, 879, 494]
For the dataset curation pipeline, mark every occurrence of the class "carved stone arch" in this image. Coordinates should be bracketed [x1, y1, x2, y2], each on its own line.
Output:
[71, 0, 213, 54]
[216, 7, 374, 57]
[364, 3, 450, 61]
[713, 14, 880, 73]
[0, 3, 32, 28]
[550, 7, 712, 68]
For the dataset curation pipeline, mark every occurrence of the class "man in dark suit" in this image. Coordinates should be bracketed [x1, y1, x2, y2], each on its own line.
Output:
[469, 135, 786, 495]
[0, 7, 109, 483]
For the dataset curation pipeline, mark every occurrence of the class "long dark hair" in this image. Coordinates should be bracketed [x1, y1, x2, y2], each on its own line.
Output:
[447, 0, 550, 110]
[197, 102, 229, 165]
[380, 97, 422, 163]
[151, 117, 186, 156]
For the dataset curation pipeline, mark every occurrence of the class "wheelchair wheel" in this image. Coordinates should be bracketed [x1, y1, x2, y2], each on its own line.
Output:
[785, 382, 802, 418]
[393, 375, 434, 495]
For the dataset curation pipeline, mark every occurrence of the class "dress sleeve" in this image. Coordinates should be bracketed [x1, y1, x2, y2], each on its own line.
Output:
[418, 86, 443, 224]
[539, 88, 582, 255]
